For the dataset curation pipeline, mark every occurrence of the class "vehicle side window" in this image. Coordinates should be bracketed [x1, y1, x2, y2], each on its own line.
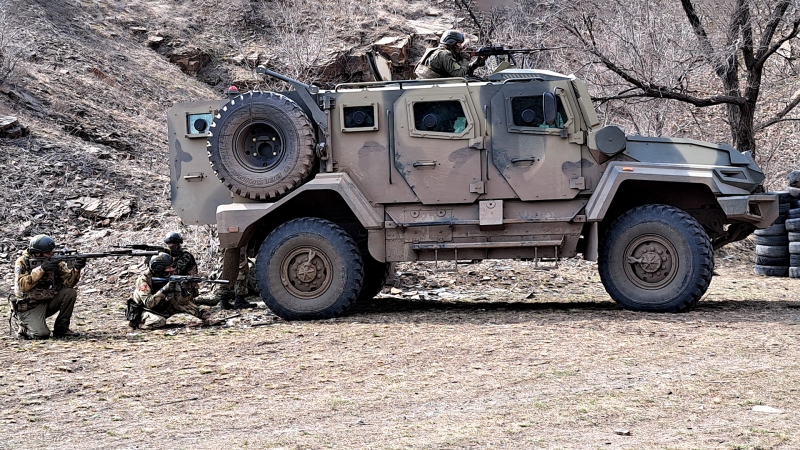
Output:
[511, 95, 568, 129]
[413, 101, 468, 134]
[341, 104, 378, 132]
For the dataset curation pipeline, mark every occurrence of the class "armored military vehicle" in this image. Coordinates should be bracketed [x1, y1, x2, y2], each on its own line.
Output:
[167, 66, 777, 320]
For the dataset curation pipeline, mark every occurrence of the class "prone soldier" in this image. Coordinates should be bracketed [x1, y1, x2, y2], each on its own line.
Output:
[129, 252, 210, 329]
[11, 235, 85, 339]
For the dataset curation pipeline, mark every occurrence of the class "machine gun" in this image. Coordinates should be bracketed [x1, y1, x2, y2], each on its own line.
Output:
[30, 249, 160, 269]
[468, 46, 565, 68]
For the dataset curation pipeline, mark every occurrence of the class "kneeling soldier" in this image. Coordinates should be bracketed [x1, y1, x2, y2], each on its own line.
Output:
[12, 234, 85, 339]
[130, 252, 209, 329]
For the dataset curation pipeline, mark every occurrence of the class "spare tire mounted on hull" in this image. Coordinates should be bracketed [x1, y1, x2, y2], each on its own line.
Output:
[207, 91, 315, 200]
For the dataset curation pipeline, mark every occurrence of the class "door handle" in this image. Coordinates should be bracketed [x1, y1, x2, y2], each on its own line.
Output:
[511, 157, 538, 164]
[183, 173, 205, 181]
[413, 161, 437, 168]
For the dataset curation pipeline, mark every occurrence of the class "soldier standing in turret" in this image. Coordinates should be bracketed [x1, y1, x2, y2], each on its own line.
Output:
[11, 235, 86, 339]
[415, 30, 486, 79]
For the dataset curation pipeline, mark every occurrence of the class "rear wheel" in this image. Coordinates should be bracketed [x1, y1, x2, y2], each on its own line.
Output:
[255, 218, 363, 320]
[598, 204, 714, 312]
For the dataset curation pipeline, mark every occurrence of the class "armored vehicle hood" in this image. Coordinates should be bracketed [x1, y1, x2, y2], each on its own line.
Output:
[622, 135, 766, 192]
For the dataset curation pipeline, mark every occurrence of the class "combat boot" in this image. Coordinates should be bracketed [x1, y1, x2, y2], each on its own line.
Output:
[219, 296, 233, 310]
[233, 295, 256, 309]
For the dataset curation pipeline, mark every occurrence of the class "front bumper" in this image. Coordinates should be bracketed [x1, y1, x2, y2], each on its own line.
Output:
[717, 193, 780, 228]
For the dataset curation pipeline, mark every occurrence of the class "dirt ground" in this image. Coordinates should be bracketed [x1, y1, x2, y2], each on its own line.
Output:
[1, 255, 798, 450]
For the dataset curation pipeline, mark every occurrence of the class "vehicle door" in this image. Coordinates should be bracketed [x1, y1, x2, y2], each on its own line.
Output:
[393, 87, 483, 205]
[489, 82, 583, 201]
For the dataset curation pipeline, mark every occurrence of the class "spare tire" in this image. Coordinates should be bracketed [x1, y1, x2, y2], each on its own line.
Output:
[208, 91, 315, 200]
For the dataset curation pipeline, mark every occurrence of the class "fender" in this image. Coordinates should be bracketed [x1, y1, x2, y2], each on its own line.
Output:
[216, 172, 383, 249]
[585, 162, 760, 221]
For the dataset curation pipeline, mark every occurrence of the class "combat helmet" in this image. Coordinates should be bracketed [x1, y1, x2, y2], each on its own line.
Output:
[29, 234, 56, 254]
[440, 30, 465, 46]
[163, 232, 183, 244]
[149, 252, 174, 276]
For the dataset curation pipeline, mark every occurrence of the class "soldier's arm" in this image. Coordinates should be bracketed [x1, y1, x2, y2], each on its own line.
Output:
[438, 52, 470, 77]
[15, 260, 44, 293]
[133, 276, 166, 309]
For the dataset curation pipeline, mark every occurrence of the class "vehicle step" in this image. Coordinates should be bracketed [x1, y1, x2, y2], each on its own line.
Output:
[411, 238, 563, 250]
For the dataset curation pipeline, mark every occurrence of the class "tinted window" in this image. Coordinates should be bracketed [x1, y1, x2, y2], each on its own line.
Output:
[511, 95, 568, 128]
[413, 101, 468, 133]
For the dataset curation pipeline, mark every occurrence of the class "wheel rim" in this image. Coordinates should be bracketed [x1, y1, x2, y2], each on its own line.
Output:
[280, 246, 333, 299]
[232, 121, 286, 172]
[623, 234, 678, 290]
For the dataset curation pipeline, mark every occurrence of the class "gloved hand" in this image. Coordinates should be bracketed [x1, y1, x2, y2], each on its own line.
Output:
[158, 280, 178, 295]
[40, 259, 60, 271]
[72, 258, 87, 270]
[470, 56, 486, 69]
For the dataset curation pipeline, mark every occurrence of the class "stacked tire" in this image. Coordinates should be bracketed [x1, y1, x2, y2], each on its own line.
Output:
[788, 188, 800, 278]
[754, 191, 790, 277]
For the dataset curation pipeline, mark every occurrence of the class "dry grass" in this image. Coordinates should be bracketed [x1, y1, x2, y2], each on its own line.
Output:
[1, 258, 799, 449]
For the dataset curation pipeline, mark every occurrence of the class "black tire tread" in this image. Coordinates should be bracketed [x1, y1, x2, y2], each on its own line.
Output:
[598, 204, 713, 313]
[256, 217, 363, 320]
[207, 91, 315, 200]
[755, 245, 789, 257]
[755, 255, 790, 266]
[754, 265, 789, 277]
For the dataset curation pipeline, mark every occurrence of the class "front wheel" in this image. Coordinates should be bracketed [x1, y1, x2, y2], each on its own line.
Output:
[598, 204, 714, 312]
[256, 218, 364, 320]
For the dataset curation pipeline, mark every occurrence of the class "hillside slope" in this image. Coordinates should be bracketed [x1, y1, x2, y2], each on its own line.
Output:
[0, 0, 455, 295]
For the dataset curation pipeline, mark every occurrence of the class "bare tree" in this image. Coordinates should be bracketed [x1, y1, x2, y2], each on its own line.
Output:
[560, 0, 800, 157]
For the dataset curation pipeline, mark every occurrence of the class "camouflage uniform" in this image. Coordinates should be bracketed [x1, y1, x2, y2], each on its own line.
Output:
[169, 245, 200, 297]
[415, 45, 484, 79]
[131, 270, 206, 329]
[197, 247, 256, 306]
[12, 251, 81, 339]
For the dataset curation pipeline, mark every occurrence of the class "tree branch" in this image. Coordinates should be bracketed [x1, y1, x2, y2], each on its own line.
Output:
[754, 15, 800, 71]
[563, 18, 745, 108]
[756, 89, 800, 131]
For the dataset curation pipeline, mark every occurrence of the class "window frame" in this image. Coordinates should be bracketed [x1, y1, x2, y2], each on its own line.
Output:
[404, 93, 476, 140]
[339, 102, 379, 133]
[504, 90, 573, 135]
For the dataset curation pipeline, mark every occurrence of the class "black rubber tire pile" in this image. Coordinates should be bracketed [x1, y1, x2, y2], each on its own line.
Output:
[755, 171, 800, 278]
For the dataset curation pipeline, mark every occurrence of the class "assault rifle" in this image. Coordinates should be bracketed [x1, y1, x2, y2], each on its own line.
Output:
[30, 248, 160, 269]
[151, 275, 231, 285]
[112, 243, 168, 252]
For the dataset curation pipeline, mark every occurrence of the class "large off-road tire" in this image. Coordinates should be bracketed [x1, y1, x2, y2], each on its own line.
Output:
[357, 254, 394, 303]
[207, 91, 315, 200]
[598, 204, 713, 312]
[754, 223, 787, 236]
[255, 218, 363, 320]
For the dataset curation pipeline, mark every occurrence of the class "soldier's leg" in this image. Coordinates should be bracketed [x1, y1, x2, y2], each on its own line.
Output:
[49, 288, 77, 335]
[16, 302, 51, 339]
[140, 311, 168, 329]
[233, 265, 256, 309]
[169, 294, 209, 321]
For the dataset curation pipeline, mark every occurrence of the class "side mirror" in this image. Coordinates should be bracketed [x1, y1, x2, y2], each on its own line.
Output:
[543, 92, 557, 126]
